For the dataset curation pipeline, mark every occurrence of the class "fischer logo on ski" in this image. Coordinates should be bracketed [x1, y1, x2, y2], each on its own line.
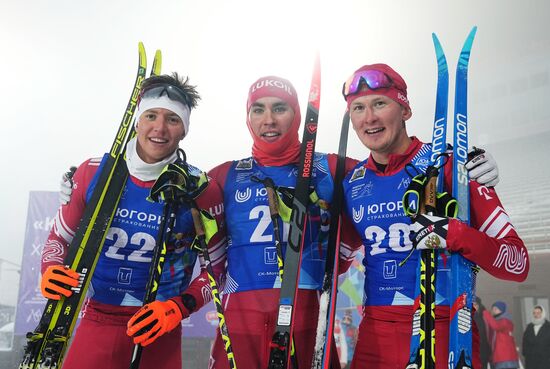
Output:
[19, 43, 157, 369]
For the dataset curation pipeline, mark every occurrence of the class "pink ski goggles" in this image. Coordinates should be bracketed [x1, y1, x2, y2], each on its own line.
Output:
[342, 69, 395, 99]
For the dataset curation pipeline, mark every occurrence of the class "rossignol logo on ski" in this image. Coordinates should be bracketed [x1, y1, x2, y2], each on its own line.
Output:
[301, 139, 315, 179]
[306, 123, 317, 134]
[269, 54, 320, 369]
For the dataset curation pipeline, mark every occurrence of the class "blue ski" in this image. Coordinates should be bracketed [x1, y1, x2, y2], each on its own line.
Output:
[405, 32, 449, 369]
[449, 26, 478, 369]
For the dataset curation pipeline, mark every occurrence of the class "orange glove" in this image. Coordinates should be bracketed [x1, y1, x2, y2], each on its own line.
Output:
[126, 299, 183, 346]
[40, 265, 80, 300]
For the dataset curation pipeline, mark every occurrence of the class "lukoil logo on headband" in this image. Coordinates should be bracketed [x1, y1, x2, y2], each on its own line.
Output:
[251, 79, 294, 95]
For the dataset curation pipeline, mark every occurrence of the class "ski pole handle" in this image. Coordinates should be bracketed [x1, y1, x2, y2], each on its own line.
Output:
[265, 183, 280, 218]
[422, 166, 439, 216]
[250, 176, 299, 369]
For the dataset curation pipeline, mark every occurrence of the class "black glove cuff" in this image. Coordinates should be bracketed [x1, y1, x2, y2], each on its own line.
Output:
[181, 293, 197, 313]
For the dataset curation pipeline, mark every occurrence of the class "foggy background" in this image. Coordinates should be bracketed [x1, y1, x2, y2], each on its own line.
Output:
[1, 0, 549, 367]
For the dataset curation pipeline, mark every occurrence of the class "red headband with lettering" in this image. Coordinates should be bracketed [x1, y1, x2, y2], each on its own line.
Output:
[246, 76, 301, 166]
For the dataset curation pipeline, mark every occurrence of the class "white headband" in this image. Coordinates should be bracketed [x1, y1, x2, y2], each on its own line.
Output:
[135, 95, 191, 136]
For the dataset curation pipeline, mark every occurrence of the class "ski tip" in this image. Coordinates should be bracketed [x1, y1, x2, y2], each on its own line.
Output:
[309, 53, 321, 111]
[138, 42, 147, 69]
[431, 33, 444, 52]
[458, 26, 478, 58]
[431, 33, 448, 68]
[313, 51, 321, 84]
[151, 49, 162, 76]
[464, 26, 478, 45]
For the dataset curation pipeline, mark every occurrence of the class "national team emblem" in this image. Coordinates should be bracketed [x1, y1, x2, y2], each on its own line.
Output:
[352, 205, 364, 223]
[236, 158, 253, 170]
[235, 188, 252, 203]
[425, 234, 441, 249]
[350, 166, 366, 182]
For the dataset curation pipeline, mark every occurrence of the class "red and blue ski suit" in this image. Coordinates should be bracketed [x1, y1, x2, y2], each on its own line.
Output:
[207, 153, 362, 369]
[42, 154, 226, 369]
[342, 137, 529, 369]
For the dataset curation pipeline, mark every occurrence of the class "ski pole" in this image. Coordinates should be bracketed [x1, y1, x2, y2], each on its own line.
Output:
[312, 111, 350, 369]
[419, 166, 439, 369]
[253, 176, 299, 369]
[130, 202, 178, 369]
[190, 206, 237, 369]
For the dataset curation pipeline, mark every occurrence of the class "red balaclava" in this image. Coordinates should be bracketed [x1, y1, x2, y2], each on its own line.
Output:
[344, 63, 411, 112]
[246, 76, 301, 166]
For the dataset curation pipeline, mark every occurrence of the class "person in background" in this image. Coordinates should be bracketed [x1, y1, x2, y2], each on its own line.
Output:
[474, 296, 492, 369]
[483, 301, 520, 369]
[340, 310, 358, 369]
[522, 305, 550, 369]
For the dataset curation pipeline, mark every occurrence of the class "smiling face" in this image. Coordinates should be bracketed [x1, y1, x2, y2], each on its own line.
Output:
[349, 94, 412, 164]
[135, 107, 185, 163]
[248, 96, 295, 143]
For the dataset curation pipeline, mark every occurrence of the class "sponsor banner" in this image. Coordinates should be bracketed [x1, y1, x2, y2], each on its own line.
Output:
[14, 191, 57, 336]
